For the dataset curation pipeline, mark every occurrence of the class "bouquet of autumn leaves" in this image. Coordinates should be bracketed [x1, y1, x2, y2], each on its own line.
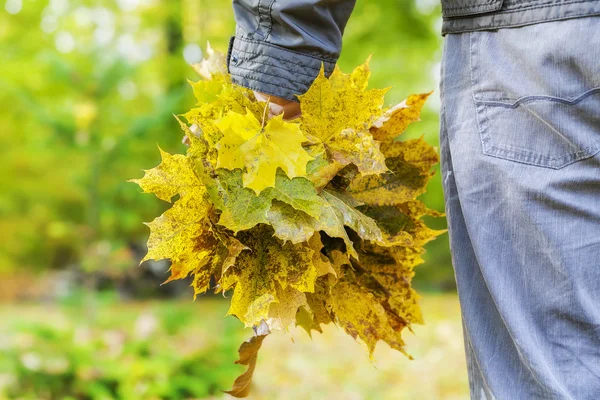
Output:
[131, 45, 443, 397]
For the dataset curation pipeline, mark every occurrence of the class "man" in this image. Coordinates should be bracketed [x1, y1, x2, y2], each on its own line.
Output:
[226, 1, 600, 398]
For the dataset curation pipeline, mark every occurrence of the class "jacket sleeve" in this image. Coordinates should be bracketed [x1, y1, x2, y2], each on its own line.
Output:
[228, 0, 356, 101]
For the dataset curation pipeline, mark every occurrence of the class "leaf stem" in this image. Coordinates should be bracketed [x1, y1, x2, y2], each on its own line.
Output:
[260, 98, 270, 132]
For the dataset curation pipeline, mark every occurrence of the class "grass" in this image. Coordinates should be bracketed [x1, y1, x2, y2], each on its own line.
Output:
[0, 293, 468, 400]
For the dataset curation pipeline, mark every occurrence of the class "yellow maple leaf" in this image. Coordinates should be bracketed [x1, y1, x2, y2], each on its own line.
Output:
[359, 201, 446, 248]
[132, 50, 446, 398]
[184, 65, 263, 164]
[262, 188, 384, 259]
[131, 148, 249, 298]
[298, 60, 388, 176]
[356, 242, 426, 327]
[266, 201, 318, 244]
[301, 278, 335, 335]
[144, 195, 212, 279]
[264, 187, 407, 258]
[221, 226, 318, 328]
[129, 147, 202, 202]
[191, 42, 228, 81]
[347, 137, 439, 206]
[214, 110, 314, 194]
[305, 151, 345, 190]
[371, 92, 432, 142]
[328, 277, 409, 357]
[328, 128, 388, 175]
[307, 233, 337, 277]
[267, 286, 307, 331]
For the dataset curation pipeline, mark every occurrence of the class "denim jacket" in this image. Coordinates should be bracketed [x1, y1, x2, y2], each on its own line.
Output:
[227, 0, 600, 101]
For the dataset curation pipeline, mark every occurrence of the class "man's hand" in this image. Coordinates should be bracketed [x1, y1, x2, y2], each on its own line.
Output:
[253, 92, 301, 121]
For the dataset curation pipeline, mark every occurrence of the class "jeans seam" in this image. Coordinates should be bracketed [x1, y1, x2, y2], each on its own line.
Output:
[239, 57, 315, 78]
[442, 7, 600, 33]
[256, 0, 263, 38]
[487, 143, 600, 164]
[464, 323, 495, 399]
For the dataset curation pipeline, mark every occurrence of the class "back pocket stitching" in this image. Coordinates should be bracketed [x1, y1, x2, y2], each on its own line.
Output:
[477, 87, 600, 108]
[469, 31, 600, 169]
[479, 99, 600, 169]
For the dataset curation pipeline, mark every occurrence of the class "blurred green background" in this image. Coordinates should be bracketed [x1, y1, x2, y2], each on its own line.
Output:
[0, 0, 467, 398]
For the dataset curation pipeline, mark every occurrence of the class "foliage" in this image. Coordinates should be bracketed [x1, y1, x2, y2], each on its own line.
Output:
[0, 0, 233, 274]
[0, 298, 245, 400]
[131, 47, 444, 396]
[0, 294, 469, 400]
[1, 0, 454, 289]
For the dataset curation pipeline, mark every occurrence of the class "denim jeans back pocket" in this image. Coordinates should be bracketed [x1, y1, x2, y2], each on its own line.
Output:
[470, 19, 600, 169]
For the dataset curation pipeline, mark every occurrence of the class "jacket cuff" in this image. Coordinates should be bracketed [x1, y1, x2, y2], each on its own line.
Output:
[226, 36, 336, 102]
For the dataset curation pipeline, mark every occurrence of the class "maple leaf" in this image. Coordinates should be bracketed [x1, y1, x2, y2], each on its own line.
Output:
[191, 79, 226, 105]
[129, 147, 202, 202]
[130, 148, 212, 274]
[221, 225, 318, 328]
[145, 197, 212, 281]
[266, 201, 318, 244]
[214, 110, 314, 193]
[216, 231, 250, 277]
[299, 278, 335, 336]
[226, 321, 270, 398]
[356, 242, 425, 327]
[371, 92, 432, 142]
[305, 151, 345, 190]
[191, 42, 228, 81]
[209, 168, 326, 235]
[317, 189, 391, 258]
[298, 60, 388, 176]
[358, 201, 445, 247]
[184, 72, 263, 163]
[130, 148, 249, 298]
[187, 80, 260, 125]
[327, 273, 408, 357]
[321, 189, 381, 240]
[132, 50, 445, 398]
[263, 185, 403, 257]
[267, 286, 307, 331]
[295, 305, 321, 337]
[327, 128, 388, 175]
[347, 137, 439, 206]
[308, 233, 337, 277]
[262, 171, 327, 219]
[211, 168, 272, 232]
[261, 187, 384, 258]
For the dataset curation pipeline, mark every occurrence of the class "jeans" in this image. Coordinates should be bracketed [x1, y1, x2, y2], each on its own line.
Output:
[440, 17, 600, 399]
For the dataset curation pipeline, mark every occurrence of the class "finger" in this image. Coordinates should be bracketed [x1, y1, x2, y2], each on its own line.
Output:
[253, 91, 301, 120]
[254, 91, 270, 103]
[270, 101, 301, 121]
